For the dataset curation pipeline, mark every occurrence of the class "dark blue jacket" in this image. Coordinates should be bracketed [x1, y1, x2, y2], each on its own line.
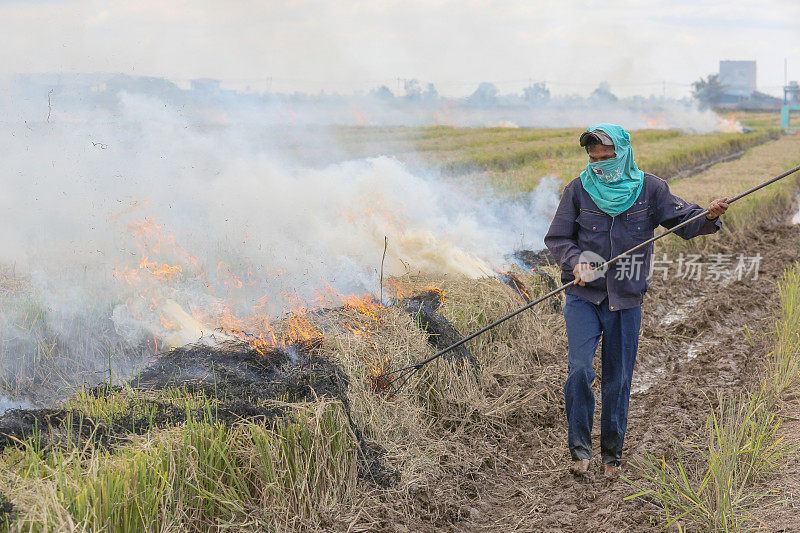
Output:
[544, 173, 722, 310]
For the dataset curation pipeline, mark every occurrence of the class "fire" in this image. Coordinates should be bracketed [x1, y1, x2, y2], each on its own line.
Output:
[367, 352, 393, 393]
[351, 105, 368, 125]
[216, 261, 256, 289]
[718, 113, 744, 134]
[110, 209, 322, 353]
[112, 215, 208, 348]
[110, 209, 426, 394]
[281, 296, 323, 345]
[114, 217, 199, 286]
[341, 293, 381, 321]
[384, 279, 409, 299]
[425, 286, 446, 300]
[494, 267, 532, 303]
[111, 213, 285, 351]
[205, 300, 278, 354]
[322, 287, 397, 387]
[141, 257, 183, 281]
[113, 256, 184, 285]
[640, 113, 668, 129]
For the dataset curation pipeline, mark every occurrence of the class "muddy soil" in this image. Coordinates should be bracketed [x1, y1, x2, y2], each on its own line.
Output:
[344, 216, 800, 531]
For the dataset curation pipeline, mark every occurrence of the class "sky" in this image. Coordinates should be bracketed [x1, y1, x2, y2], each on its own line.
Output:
[1, 0, 798, 98]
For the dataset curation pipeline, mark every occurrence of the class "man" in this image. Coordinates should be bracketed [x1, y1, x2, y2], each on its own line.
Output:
[544, 123, 729, 479]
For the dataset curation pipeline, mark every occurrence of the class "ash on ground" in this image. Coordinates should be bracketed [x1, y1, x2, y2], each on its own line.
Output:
[0, 493, 13, 525]
[399, 290, 479, 372]
[0, 340, 399, 487]
[509, 249, 561, 312]
[511, 249, 555, 269]
[132, 340, 346, 404]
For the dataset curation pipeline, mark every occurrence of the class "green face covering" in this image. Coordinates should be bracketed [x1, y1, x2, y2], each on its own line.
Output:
[579, 123, 644, 217]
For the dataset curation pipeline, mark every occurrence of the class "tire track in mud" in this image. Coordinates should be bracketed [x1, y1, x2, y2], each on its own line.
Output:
[457, 218, 800, 532]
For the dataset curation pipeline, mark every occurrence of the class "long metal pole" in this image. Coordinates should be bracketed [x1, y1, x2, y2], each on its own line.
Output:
[396, 163, 800, 373]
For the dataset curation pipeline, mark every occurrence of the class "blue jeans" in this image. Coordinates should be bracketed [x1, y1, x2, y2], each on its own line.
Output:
[563, 294, 641, 466]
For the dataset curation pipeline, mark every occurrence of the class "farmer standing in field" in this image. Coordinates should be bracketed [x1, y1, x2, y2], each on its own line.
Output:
[544, 123, 730, 479]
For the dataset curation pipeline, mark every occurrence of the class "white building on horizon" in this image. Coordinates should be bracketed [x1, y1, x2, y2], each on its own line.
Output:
[719, 60, 757, 98]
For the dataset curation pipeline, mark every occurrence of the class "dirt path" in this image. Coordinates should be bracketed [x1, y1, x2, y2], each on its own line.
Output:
[369, 214, 800, 532]
[461, 227, 793, 530]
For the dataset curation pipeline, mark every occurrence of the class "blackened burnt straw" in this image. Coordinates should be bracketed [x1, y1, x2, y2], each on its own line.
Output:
[379, 163, 800, 398]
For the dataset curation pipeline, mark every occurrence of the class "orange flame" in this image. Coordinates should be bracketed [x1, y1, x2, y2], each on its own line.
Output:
[640, 113, 668, 129]
[111, 210, 405, 386]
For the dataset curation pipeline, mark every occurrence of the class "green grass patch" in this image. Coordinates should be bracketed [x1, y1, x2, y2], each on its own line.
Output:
[626, 264, 800, 531]
[639, 130, 779, 181]
[1, 401, 358, 531]
[479, 130, 778, 194]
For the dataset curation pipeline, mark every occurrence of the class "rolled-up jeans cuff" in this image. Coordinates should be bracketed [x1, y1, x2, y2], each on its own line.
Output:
[570, 447, 591, 461]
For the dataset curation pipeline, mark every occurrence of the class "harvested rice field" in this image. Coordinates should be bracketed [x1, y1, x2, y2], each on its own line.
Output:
[2, 115, 800, 532]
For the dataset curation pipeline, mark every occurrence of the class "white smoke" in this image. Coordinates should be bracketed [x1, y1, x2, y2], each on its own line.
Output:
[0, 79, 744, 403]
[0, 92, 559, 351]
[311, 100, 729, 133]
[1, 73, 735, 134]
[0, 394, 34, 415]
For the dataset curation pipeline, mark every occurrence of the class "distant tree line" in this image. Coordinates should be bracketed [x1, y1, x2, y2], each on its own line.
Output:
[691, 74, 724, 109]
[368, 79, 637, 107]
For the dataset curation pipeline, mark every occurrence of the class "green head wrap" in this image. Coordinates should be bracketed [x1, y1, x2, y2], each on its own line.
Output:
[579, 123, 644, 217]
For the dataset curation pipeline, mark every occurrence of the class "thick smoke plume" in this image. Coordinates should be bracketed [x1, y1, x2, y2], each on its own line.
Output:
[0, 76, 737, 405]
[0, 90, 559, 403]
